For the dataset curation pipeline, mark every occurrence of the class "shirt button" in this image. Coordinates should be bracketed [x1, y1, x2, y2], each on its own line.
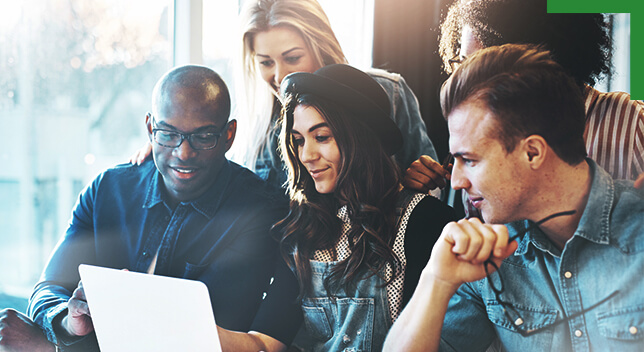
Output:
[574, 330, 583, 337]
[564, 271, 573, 279]
[630, 326, 638, 335]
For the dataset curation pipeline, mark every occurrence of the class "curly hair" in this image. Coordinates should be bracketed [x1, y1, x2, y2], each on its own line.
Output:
[439, 0, 612, 87]
[276, 93, 402, 298]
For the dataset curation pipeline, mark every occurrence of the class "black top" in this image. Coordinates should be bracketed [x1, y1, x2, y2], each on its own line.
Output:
[250, 193, 457, 345]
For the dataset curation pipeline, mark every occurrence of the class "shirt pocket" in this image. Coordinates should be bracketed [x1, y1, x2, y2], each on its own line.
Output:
[301, 297, 375, 351]
[597, 305, 644, 342]
[302, 304, 333, 341]
[487, 302, 558, 332]
[486, 301, 558, 350]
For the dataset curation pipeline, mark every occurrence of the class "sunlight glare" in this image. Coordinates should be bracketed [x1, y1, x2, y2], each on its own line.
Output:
[0, 3, 22, 32]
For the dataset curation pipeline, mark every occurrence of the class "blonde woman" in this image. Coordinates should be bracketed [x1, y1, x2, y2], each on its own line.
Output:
[237, 0, 437, 189]
[132, 0, 439, 193]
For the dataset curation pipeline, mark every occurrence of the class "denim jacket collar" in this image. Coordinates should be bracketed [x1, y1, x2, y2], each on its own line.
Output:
[142, 159, 233, 220]
[513, 159, 613, 256]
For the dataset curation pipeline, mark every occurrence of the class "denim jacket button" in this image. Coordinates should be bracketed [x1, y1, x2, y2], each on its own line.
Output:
[574, 330, 583, 337]
[630, 326, 638, 335]
[564, 271, 572, 279]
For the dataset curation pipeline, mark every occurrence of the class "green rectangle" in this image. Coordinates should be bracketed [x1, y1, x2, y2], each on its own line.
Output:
[548, 0, 643, 99]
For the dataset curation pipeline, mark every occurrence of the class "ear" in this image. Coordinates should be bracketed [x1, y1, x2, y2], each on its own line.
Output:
[145, 112, 154, 141]
[223, 119, 237, 152]
[521, 135, 547, 169]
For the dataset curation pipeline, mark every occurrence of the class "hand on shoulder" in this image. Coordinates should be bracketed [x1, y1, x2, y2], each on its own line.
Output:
[403, 155, 450, 193]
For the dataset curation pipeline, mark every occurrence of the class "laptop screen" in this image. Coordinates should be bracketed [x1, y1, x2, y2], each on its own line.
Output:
[79, 264, 222, 352]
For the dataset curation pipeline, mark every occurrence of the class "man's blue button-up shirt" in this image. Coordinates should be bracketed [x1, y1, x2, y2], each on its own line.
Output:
[440, 159, 644, 351]
[27, 159, 287, 349]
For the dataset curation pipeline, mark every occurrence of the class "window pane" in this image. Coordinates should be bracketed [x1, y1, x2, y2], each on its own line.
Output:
[0, 0, 172, 311]
[319, 0, 374, 68]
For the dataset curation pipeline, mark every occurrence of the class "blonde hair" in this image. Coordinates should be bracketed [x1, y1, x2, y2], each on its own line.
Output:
[232, 0, 347, 168]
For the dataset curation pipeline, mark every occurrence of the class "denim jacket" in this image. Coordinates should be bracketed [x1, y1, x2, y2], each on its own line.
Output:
[27, 159, 287, 351]
[440, 159, 644, 351]
[254, 68, 438, 189]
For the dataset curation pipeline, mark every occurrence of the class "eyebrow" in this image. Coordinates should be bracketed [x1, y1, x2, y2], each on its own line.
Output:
[307, 122, 328, 133]
[256, 47, 304, 58]
[154, 120, 219, 133]
[292, 122, 329, 135]
[451, 152, 470, 159]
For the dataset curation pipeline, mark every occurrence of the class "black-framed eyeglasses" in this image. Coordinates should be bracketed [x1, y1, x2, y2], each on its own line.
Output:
[150, 115, 227, 150]
[484, 210, 619, 336]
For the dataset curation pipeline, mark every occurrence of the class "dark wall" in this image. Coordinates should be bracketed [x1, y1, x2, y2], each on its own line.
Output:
[373, 0, 453, 162]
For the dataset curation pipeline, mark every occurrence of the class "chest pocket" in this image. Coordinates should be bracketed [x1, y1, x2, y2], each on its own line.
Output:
[597, 305, 644, 343]
[487, 301, 558, 332]
[302, 297, 375, 352]
[487, 301, 558, 350]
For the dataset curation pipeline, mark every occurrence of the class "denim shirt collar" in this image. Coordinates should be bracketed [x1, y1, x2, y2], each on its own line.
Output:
[142, 159, 233, 219]
[512, 159, 614, 256]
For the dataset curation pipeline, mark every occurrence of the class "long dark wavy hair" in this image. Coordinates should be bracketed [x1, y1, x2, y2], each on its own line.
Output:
[276, 93, 402, 298]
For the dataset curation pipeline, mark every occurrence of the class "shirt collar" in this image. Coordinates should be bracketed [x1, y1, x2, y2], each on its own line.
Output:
[143, 170, 165, 209]
[573, 158, 614, 245]
[511, 159, 614, 255]
[143, 159, 233, 219]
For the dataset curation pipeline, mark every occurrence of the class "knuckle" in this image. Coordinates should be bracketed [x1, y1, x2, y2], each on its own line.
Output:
[468, 217, 483, 225]
[469, 233, 482, 246]
[443, 221, 460, 234]
[491, 224, 509, 237]
[457, 218, 469, 225]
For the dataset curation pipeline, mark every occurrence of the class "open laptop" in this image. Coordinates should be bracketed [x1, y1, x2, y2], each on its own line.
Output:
[78, 264, 222, 352]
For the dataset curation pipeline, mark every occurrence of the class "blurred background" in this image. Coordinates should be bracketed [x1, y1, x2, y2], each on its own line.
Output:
[0, 0, 630, 311]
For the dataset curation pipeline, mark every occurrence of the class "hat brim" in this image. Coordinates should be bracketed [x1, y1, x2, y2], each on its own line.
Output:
[281, 64, 403, 156]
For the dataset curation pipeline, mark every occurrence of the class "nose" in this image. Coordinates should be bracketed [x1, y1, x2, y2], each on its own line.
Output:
[274, 64, 291, 89]
[172, 138, 197, 161]
[298, 140, 319, 164]
[449, 159, 471, 191]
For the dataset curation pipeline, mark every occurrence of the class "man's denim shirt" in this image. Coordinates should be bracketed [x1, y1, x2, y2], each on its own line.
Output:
[254, 68, 438, 189]
[27, 159, 287, 350]
[440, 159, 644, 351]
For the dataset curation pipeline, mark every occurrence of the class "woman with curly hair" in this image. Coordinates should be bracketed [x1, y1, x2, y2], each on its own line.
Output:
[217, 64, 456, 351]
[405, 0, 644, 218]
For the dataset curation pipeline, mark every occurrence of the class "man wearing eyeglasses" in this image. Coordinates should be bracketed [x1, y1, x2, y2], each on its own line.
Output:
[0, 65, 287, 352]
[384, 44, 644, 351]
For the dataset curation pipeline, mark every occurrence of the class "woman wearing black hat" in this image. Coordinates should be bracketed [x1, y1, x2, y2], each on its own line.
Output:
[217, 64, 456, 352]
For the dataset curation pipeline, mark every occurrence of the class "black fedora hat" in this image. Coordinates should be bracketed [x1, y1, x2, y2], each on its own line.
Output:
[280, 64, 403, 156]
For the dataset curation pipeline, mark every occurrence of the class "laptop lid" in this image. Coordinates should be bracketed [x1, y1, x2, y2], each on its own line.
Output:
[78, 264, 222, 352]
